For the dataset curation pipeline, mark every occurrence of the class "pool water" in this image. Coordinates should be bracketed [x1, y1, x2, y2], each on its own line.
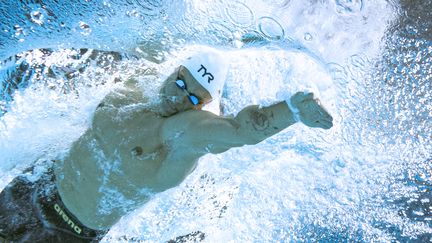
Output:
[0, 0, 431, 242]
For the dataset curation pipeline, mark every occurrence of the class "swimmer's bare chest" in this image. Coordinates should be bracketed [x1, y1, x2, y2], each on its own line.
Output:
[92, 107, 200, 192]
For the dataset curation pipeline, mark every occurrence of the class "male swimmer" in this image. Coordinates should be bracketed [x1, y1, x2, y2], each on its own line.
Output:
[0, 47, 333, 242]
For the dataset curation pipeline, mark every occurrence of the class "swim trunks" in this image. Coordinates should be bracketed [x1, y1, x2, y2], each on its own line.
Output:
[0, 165, 107, 242]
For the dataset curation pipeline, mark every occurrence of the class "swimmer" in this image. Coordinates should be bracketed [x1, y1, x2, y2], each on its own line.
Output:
[0, 47, 333, 242]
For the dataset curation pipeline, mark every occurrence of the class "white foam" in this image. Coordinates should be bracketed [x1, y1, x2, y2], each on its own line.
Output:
[4, 0, 430, 241]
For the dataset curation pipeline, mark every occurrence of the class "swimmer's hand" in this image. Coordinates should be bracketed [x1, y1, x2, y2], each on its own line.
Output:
[289, 92, 333, 130]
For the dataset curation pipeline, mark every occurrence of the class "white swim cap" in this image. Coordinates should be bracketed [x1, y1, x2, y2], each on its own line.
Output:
[183, 48, 228, 100]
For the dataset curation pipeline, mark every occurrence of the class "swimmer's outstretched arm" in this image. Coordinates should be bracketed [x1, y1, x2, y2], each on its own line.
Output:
[163, 92, 333, 154]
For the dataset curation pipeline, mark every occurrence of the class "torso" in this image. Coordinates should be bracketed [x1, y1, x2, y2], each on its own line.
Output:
[54, 100, 203, 230]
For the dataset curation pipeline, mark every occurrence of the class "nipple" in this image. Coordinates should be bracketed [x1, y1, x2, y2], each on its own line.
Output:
[131, 146, 143, 156]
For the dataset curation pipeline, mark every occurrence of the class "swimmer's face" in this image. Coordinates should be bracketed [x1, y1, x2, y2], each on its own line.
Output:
[159, 66, 213, 116]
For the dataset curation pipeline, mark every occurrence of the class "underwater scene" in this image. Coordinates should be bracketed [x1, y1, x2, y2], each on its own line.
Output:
[0, 0, 431, 241]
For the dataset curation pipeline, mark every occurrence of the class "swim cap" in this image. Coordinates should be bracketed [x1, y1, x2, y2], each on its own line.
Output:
[182, 48, 228, 100]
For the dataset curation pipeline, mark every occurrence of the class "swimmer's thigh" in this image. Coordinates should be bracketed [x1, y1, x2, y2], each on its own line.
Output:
[0, 175, 100, 243]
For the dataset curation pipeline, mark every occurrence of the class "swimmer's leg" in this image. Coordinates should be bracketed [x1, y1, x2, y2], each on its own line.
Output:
[0, 173, 101, 243]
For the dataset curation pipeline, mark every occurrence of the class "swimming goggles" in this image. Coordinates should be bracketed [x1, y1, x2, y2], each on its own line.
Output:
[175, 79, 200, 106]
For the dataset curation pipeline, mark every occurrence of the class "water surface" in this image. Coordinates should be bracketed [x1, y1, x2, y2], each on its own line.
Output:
[1, 0, 431, 241]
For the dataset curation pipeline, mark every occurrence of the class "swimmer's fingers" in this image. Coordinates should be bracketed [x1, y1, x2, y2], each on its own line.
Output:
[311, 102, 333, 129]
[321, 119, 333, 129]
[294, 93, 333, 129]
[306, 114, 333, 129]
[316, 114, 333, 129]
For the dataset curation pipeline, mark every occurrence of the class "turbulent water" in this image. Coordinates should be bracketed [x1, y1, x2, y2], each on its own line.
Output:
[1, 0, 431, 242]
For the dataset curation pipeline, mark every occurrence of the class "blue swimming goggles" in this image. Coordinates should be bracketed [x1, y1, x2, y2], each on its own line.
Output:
[175, 79, 200, 106]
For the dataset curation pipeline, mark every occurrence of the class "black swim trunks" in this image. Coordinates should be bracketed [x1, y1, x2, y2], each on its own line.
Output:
[0, 166, 107, 243]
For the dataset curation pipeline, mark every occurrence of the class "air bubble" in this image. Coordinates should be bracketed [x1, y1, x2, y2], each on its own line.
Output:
[30, 10, 44, 25]
[304, 33, 313, 41]
[14, 25, 23, 37]
[257, 16, 285, 40]
[79, 21, 92, 36]
[225, 1, 254, 27]
[209, 22, 234, 44]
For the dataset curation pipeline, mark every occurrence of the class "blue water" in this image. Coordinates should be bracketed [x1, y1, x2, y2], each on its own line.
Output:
[1, 0, 431, 242]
